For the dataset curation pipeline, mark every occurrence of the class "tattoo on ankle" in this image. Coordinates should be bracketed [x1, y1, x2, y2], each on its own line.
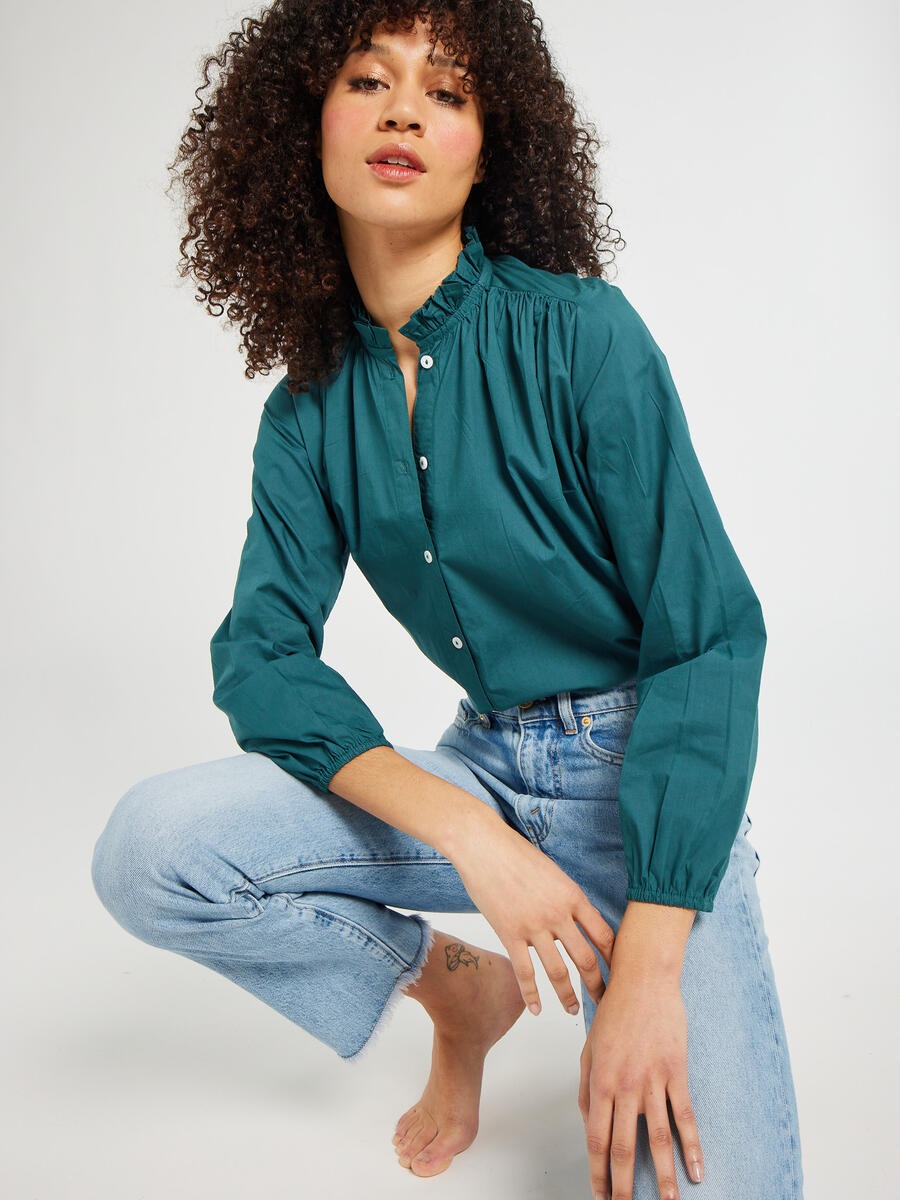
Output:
[445, 942, 480, 971]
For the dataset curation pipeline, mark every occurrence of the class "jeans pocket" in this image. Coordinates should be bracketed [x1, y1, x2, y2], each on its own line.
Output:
[578, 703, 637, 765]
[453, 697, 480, 729]
[513, 792, 556, 846]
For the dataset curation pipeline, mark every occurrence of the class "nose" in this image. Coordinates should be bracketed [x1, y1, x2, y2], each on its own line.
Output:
[385, 118, 421, 130]
[378, 83, 424, 131]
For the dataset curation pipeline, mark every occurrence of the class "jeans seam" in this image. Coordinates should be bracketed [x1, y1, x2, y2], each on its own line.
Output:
[341, 915, 436, 1064]
[736, 863, 803, 1196]
[217, 886, 412, 969]
[228, 878, 265, 916]
[253, 854, 450, 886]
[283, 896, 413, 970]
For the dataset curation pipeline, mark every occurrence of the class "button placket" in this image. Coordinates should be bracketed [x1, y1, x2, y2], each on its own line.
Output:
[393, 343, 483, 704]
[409, 350, 435, 479]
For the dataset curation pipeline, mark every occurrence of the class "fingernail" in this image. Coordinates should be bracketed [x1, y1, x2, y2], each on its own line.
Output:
[691, 1158, 703, 1182]
[529, 1002, 540, 1015]
[567, 1002, 580, 1015]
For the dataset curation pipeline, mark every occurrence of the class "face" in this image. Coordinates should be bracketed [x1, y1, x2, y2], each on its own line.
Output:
[317, 18, 486, 237]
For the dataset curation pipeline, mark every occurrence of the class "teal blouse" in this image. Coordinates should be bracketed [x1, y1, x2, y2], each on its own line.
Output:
[210, 223, 767, 913]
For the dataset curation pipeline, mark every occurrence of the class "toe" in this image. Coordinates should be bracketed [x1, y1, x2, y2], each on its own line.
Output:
[395, 1123, 423, 1165]
[396, 1104, 418, 1129]
[396, 1116, 423, 1148]
[410, 1119, 477, 1174]
[410, 1147, 452, 1177]
[393, 1112, 416, 1144]
[397, 1116, 437, 1167]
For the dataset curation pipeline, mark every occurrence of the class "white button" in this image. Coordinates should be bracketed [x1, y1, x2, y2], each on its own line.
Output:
[418, 455, 428, 469]
[451, 636, 463, 649]
[423, 550, 433, 563]
[420, 354, 434, 369]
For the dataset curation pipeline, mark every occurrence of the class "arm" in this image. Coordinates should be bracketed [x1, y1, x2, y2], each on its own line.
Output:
[574, 284, 767, 915]
[330, 743, 511, 856]
[612, 901, 695, 979]
[573, 286, 762, 1197]
[209, 374, 396, 789]
[211, 373, 517, 856]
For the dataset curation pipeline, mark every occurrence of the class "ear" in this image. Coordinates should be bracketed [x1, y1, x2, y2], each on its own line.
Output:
[474, 150, 486, 184]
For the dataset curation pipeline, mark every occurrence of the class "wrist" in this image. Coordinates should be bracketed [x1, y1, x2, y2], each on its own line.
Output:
[609, 900, 696, 982]
[434, 791, 509, 861]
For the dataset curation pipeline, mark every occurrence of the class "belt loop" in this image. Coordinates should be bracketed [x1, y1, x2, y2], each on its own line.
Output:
[556, 690, 577, 734]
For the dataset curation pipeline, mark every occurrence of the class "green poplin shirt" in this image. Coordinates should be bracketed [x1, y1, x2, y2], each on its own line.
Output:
[210, 223, 766, 913]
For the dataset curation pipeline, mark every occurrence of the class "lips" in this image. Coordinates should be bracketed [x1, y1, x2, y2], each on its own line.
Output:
[365, 142, 426, 172]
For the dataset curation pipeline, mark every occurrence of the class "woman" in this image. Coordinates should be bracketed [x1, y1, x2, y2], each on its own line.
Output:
[91, 3, 805, 1197]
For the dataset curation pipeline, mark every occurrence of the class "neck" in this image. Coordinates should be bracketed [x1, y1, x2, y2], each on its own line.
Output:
[340, 215, 466, 348]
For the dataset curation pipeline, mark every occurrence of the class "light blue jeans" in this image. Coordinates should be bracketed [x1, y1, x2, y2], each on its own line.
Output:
[91, 680, 804, 1197]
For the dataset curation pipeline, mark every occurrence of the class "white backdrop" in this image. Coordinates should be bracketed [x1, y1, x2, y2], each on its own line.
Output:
[2, 1, 896, 1197]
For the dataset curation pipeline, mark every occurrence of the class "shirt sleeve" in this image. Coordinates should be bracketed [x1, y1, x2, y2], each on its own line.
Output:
[209, 374, 394, 792]
[574, 285, 767, 912]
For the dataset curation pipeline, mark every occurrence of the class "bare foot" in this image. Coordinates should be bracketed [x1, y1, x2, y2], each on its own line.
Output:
[392, 930, 525, 1177]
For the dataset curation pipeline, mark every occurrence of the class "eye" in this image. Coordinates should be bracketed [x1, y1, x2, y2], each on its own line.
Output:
[434, 88, 465, 106]
[348, 74, 385, 94]
[347, 75, 466, 107]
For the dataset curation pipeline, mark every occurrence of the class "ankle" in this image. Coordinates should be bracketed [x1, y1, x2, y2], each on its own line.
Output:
[404, 930, 478, 1021]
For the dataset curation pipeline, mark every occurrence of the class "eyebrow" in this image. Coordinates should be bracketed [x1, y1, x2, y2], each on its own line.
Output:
[347, 40, 463, 71]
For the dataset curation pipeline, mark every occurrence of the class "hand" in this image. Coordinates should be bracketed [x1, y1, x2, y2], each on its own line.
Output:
[450, 817, 614, 1015]
[578, 970, 705, 1200]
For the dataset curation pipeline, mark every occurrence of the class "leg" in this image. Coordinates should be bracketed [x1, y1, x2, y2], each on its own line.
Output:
[91, 743, 498, 1062]
[390, 926, 525, 1175]
[539, 694, 806, 1199]
[90, 737, 527, 1179]
[572, 816, 804, 1198]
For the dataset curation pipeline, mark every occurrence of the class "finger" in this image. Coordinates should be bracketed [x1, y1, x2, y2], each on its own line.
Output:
[531, 931, 580, 1013]
[507, 940, 542, 1014]
[644, 1085, 680, 1200]
[560, 921, 607, 1005]
[583, 1075, 614, 1200]
[573, 897, 616, 970]
[667, 1074, 704, 1185]
[577, 1037, 593, 1121]
[608, 1092, 638, 1200]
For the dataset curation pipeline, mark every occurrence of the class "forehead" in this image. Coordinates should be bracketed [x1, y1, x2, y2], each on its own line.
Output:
[344, 21, 469, 70]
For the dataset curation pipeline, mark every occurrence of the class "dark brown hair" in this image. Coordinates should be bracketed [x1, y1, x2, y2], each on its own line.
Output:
[166, 0, 624, 394]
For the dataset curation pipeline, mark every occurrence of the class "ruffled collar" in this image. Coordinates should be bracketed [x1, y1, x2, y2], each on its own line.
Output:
[350, 223, 490, 355]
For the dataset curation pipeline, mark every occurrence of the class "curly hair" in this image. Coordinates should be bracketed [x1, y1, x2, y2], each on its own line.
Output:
[166, 0, 625, 394]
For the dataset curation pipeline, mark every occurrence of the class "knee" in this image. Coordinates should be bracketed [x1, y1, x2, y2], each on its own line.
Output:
[90, 772, 181, 940]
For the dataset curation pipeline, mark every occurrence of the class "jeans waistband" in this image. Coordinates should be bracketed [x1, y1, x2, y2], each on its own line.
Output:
[482, 680, 638, 732]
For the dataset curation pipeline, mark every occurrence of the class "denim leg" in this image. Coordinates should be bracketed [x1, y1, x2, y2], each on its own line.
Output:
[556, 815, 805, 1199]
[426, 689, 805, 1194]
[537, 712, 805, 1199]
[90, 744, 501, 1063]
